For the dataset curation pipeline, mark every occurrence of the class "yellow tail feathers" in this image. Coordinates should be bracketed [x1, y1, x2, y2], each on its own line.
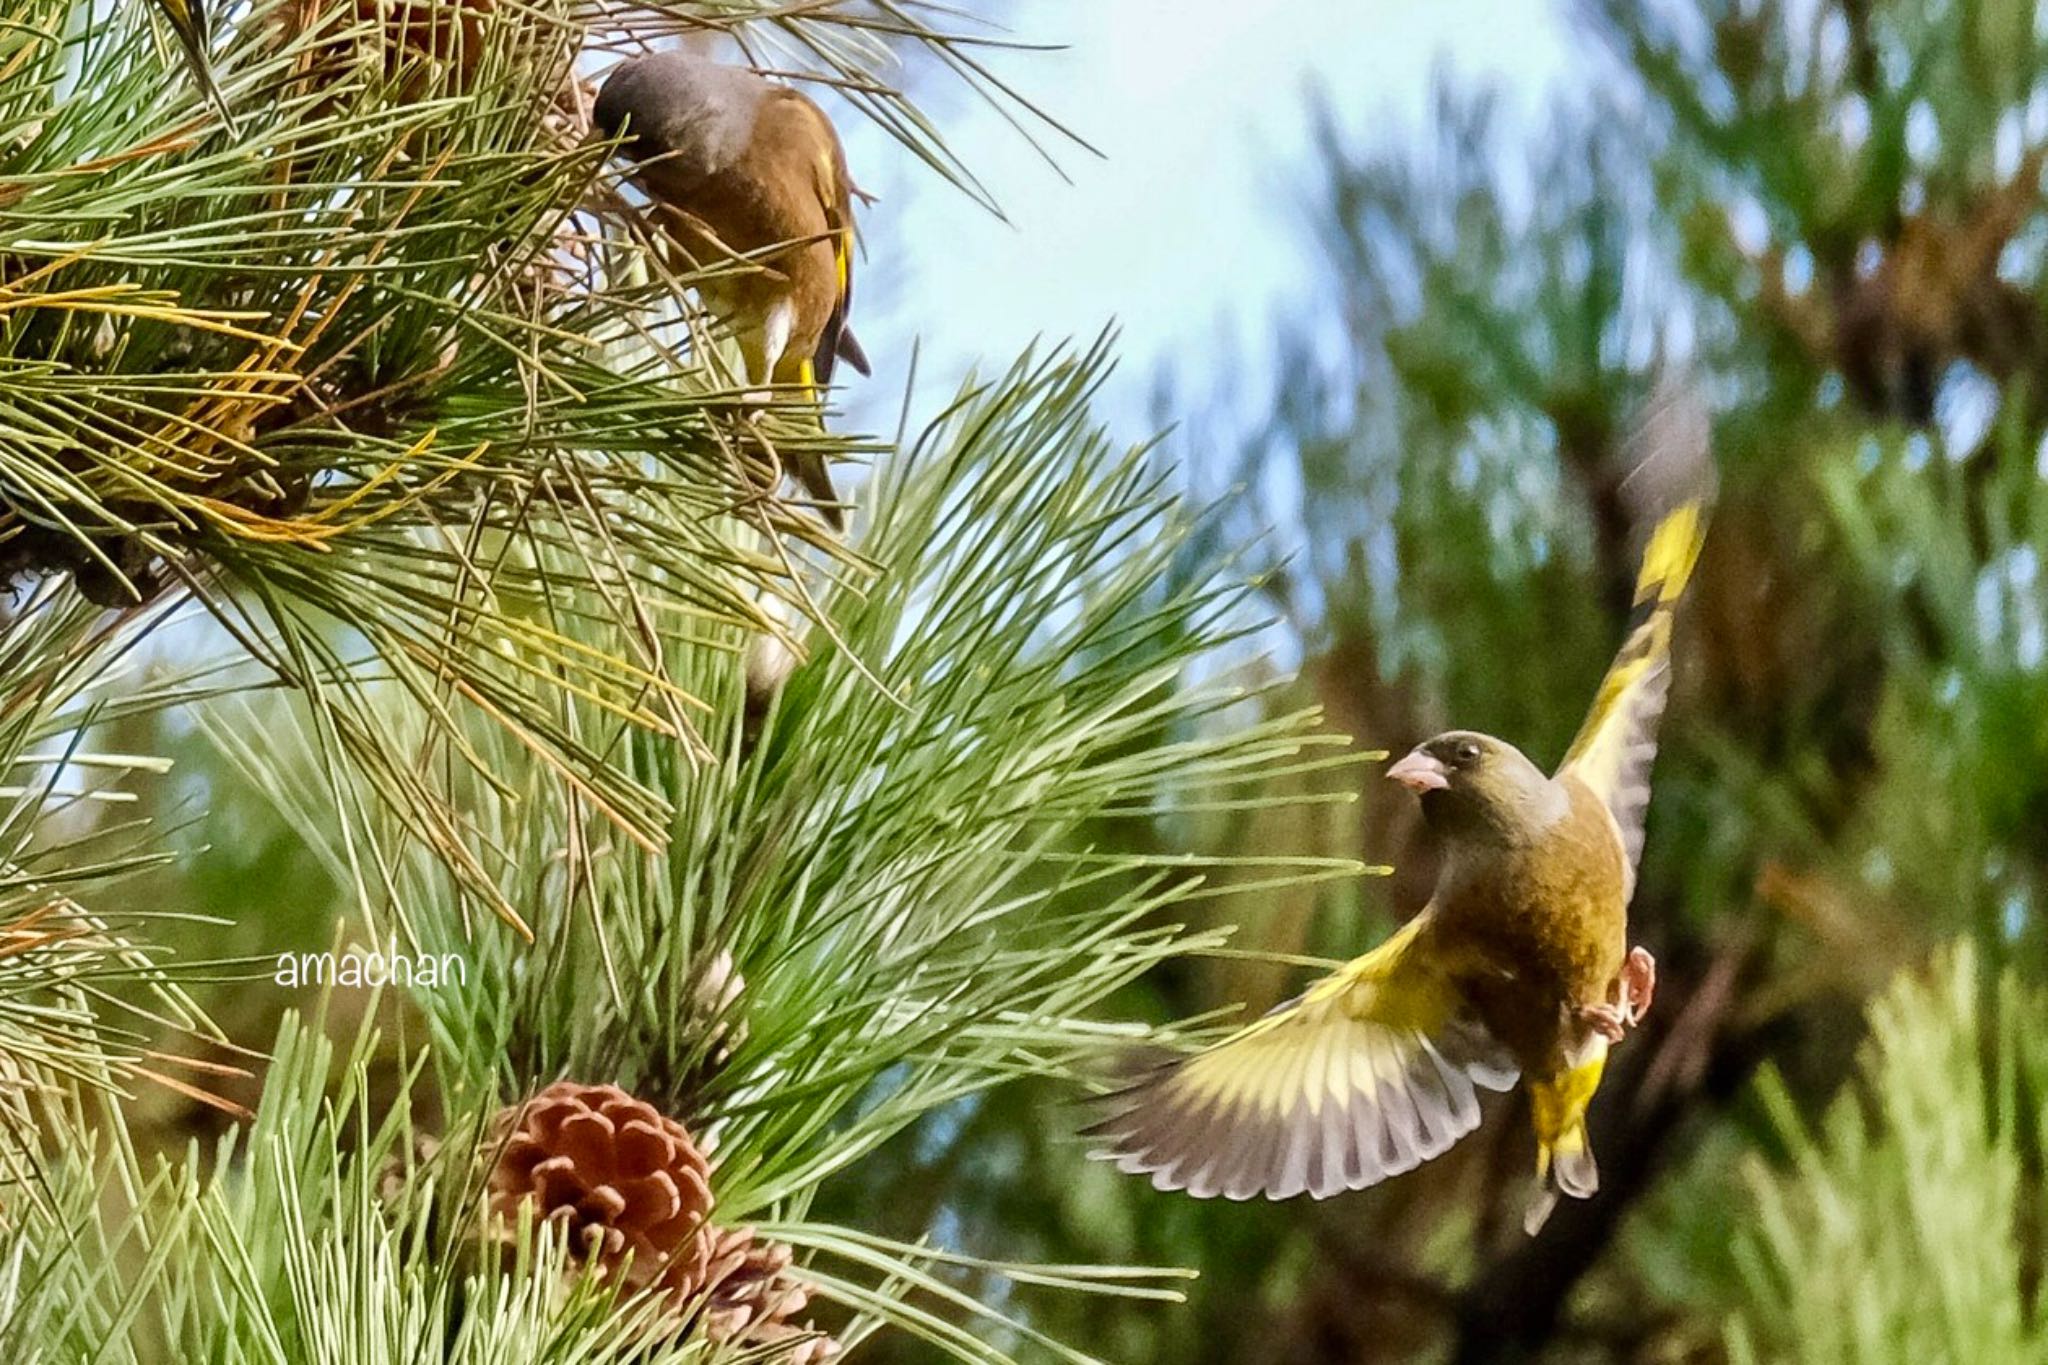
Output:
[1524, 1039, 1608, 1233]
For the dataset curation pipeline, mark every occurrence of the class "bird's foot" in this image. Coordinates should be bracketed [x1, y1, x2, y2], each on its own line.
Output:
[1575, 947, 1657, 1045]
[1620, 945, 1656, 1027]
[1575, 1001, 1628, 1045]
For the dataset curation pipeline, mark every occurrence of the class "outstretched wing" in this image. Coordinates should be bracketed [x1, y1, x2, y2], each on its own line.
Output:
[1557, 497, 1708, 885]
[1083, 916, 1516, 1201]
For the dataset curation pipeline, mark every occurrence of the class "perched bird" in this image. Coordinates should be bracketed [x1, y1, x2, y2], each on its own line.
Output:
[1084, 485, 1709, 1234]
[148, 0, 239, 132]
[594, 52, 870, 526]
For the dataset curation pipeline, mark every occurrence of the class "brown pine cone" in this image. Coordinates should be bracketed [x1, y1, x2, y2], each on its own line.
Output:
[701, 1225, 841, 1363]
[484, 1081, 719, 1303]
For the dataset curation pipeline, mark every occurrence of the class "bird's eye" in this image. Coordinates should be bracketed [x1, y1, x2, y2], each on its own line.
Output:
[1455, 740, 1482, 764]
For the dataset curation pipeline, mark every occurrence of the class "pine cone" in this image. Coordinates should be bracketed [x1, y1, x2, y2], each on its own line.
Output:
[702, 1225, 841, 1363]
[656, 948, 750, 1114]
[485, 1081, 719, 1302]
[693, 948, 748, 1067]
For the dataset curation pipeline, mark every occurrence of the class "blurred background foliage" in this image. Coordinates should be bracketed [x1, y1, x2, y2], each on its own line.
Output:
[9, 0, 2048, 1360]
[814, 0, 2048, 1360]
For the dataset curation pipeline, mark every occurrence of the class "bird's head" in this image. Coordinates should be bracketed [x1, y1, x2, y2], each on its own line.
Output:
[1386, 730, 1561, 844]
[593, 53, 746, 176]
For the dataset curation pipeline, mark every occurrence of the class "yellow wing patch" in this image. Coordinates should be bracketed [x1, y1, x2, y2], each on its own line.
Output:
[1558, 498, 1708, 879]
[793, 101, 858, 383]
[818, 148, 851, 297]
[1084, 918, 1516, 1201]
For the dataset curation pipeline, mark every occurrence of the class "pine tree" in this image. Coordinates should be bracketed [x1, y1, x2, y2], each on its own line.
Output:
[12, 0, 2048, 1361]
[0, 3, 1352, 1360]
[840, 4, 2048, 1362]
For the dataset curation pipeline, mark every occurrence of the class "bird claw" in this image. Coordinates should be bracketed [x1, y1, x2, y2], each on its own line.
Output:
[1620, 945, 1656, 1027]
[1576, 948, 1658, 1046]
[1575, 1001, 1627, 1044]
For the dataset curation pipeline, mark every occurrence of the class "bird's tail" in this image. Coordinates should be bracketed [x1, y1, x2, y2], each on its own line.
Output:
[152, 0, 239, 132]
[786, 358, 845, 529]
[1524, 1035, 1608, 1235]
[833, 326, 872, 378]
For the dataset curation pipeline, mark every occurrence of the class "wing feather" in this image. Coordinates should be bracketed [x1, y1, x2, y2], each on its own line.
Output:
[784, 94, 861, 385]
[1557, 497, 1708, 887]
[1084, 915, 1518, 1201]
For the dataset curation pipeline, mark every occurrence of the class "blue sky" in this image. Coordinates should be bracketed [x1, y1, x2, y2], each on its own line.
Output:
[839, 1, 1578, 439]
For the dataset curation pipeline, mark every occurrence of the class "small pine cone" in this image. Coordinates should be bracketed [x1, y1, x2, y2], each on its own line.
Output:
[663, 949, 749, 1113]
[485, 1082, 719, 1303]
[748, 1322, 843, 1365]
[693, 949, 749, 1065]
[701, 1226, 840, 1363]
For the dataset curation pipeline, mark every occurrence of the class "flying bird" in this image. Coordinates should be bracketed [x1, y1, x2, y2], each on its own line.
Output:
[1085, 427, 1710, 1233]
[594, 51, 870, 527]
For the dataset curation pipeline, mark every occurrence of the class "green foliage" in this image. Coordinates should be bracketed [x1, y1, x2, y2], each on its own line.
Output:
[1, 0, 1347, 1360]
[186, 342, 1352, 1361]
[1000, 2, 2048, 1359]
[0, 0, 1065, 918]
[1810, 420, 2048, 982]
[1265, 83, 1666, 755]
[10, 0, 2048, 1358]
[3, 1008, 706, 1363]
[0, 585, 260, 1198]
[1727, 942, 2048, 1362]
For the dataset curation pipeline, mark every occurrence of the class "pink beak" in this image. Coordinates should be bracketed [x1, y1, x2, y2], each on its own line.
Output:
[1386, 748, 1450, 794]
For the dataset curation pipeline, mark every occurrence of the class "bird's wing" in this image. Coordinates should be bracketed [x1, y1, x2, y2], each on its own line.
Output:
[1556, 497, 1708, 887]
[770, 91, 864, 384]
[1083, 915, 1516, 1201]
